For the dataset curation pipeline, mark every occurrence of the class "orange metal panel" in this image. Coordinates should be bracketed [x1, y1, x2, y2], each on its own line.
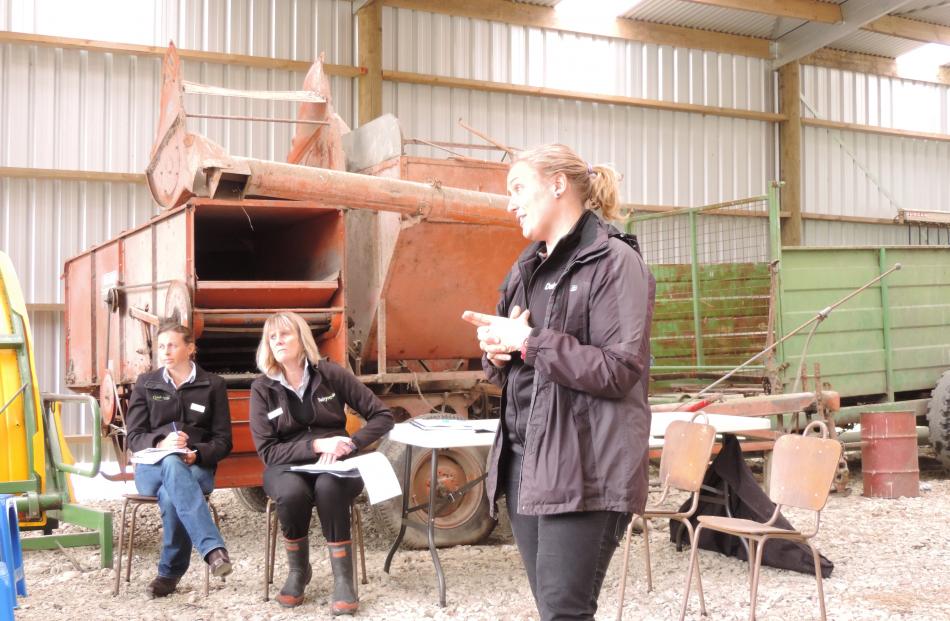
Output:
[366, 222, 525, 360]
[402, 157, 509, 194]
[194, 281, 339, 308]
[93, 243, 120, 386]
[64, 254, 93, 388]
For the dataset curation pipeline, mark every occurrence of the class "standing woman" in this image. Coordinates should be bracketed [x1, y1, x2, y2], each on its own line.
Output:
[249, 312, 393, 615]
[126, 319, 233, 598]
[463, 144, 656, 620]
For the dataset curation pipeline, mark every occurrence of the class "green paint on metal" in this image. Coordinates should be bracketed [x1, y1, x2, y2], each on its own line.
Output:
[19, 506, 114, 568]
[778, 247, 950, 398]
[879, 248, 895, 402]
[835, 398, 930, 425]
[688, 210, 704, 366]
[768, 183, 786, 373]
[0, 480, 39, 494]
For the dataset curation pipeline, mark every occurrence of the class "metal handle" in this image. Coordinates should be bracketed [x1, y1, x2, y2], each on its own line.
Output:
[803, 420, 829, 438]
[41, 392, 102, 477]
[689, 411, 711, 425]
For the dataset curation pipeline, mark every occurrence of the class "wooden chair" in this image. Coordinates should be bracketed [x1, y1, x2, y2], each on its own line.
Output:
[261, 497, 367, 602]
[112, 493, 222, 597]
[616, 413, 716, 620]
[678, 421, 842, 621]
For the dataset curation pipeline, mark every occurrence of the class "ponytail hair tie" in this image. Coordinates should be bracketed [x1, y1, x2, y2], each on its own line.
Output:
[587, 164, 594, 177]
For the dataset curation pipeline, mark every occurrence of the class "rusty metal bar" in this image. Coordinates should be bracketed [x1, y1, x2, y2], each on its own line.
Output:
[237, 158, 512, 226]
[129, 306, 159, 327]
[187, 113, 330, 126]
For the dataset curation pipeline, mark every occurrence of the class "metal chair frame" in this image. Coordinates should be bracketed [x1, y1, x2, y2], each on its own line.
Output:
[678, 420, 842, 621]
[261, 497, 367, 602]
[616, 414, 716, 620]
[112, 493, 222, 597]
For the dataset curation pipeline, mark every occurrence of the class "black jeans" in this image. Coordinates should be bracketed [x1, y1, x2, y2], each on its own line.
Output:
[263, 464, 364, 541]
[505, 451, 631, 621]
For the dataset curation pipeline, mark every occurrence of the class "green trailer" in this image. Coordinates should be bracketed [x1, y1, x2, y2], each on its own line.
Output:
[631, 184, 950, 468]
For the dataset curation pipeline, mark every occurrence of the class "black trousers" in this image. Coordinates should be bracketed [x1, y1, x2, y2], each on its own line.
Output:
[505, 451, 630, 621]
[263, 464, 364, 541]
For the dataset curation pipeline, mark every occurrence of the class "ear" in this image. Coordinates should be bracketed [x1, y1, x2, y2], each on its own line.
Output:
[552, 172, 567, 197]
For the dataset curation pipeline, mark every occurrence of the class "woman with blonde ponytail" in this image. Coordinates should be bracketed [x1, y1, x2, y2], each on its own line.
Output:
[463, 143, 656, 620]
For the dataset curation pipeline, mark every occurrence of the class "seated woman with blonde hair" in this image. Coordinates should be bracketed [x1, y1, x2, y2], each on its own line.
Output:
[249, 311, 393, 615]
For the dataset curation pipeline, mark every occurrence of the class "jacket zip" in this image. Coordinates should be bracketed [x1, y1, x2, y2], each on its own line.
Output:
[516, 241, 610, 511]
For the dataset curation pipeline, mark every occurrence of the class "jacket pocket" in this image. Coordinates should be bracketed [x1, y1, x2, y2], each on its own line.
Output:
[562, 278, 591, 343]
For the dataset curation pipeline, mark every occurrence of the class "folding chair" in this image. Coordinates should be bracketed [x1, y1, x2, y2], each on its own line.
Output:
[262, 498, 367, 602]
[112, 493, 222, 597]
[678, 421, 841, 621]
[616, 413, 716, 620]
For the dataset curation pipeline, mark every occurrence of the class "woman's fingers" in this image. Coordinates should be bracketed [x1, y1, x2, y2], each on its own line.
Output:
[461, 310, 496, 327]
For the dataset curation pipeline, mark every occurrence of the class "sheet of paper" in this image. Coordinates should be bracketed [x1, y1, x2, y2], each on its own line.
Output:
[408, 418, 483, 431]
[130, 447, 193, 465]
[290, 452, 402, 504]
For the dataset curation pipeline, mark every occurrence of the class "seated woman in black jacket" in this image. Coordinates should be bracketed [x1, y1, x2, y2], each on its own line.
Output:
[249, 311, 393, 615]
[126, 320, 233, 598]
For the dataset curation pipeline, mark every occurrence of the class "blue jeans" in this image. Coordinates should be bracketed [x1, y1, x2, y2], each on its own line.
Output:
[134, 456, 225, 578]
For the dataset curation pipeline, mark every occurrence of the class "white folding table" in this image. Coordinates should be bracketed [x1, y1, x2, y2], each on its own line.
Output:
[382, 418, 498, 607]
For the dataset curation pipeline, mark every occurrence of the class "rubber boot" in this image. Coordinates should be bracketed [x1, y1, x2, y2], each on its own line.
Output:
[327, 541, 358, 615]
[276, 536, 312, 608]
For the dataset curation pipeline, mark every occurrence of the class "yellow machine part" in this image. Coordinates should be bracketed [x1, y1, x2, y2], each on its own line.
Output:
[0, 250, 50, 527]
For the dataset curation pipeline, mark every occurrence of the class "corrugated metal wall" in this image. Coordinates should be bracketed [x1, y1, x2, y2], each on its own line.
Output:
[800, 64, 950, 239]
[0, 0, 355, 454]
[381, 6, 776, 207]
[3, 1, 949, 454]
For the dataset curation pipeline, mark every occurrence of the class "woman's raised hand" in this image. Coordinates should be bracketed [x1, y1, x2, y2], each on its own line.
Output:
[462, 305, 532, 367]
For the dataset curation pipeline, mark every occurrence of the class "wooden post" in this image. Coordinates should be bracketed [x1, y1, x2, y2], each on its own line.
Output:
[358, 0, 383, 126]
[779, 61, 802, 246]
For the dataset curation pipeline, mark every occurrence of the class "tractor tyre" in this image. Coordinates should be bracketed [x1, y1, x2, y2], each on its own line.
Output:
[371, 414, 496, 549]
[232, 485, 269, 513]
[927, 370, 950, 470]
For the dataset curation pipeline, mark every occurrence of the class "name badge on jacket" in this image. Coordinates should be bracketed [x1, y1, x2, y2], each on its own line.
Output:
[267, 407, 283, 420]
[190, 402, 206, 413]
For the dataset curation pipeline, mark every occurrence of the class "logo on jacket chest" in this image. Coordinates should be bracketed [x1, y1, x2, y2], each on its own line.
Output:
[317, 392, 337, 404]
[151, 393, 171, 402]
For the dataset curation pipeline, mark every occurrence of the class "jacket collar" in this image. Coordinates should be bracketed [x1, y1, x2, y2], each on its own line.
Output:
[515, 210, 613, 272]
[144, 364, 210, 391]
[261, 362, 322, 394]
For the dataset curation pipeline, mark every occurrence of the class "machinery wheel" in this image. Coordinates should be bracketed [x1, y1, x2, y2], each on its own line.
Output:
[232, 486, 269, 513]
[927, 369, 950, 470]
[371, 414, 496, 549]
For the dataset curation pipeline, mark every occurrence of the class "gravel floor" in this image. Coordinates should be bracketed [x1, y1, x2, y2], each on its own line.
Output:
[12, 451, 950, 620]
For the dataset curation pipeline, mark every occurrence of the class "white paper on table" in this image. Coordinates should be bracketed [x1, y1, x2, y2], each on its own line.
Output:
[291, 452, 401, 504]
[130, 447, 193, 465]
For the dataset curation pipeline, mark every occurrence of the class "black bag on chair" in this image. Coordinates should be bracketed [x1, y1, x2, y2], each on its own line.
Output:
[669, 433, 834, 578]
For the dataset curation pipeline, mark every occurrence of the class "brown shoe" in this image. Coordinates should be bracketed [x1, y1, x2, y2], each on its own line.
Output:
[205, 547, 232, 578]
[146, 575, 181, 598]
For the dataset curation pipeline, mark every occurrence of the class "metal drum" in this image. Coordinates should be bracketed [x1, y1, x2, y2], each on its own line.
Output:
[861, 411, 919, 498]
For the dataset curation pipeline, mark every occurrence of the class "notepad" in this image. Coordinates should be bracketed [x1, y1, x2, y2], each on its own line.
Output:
[130, 447, 194, 465]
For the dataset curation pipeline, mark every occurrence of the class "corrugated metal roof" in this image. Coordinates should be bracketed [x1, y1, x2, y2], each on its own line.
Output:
[512, 0, 560, 6]
[625, 0, 800, 39]
[895, 0, 950, 28]
[829, 29, 926, 59]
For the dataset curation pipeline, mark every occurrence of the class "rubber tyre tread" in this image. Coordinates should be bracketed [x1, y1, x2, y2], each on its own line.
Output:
[927, 369, 950, 470]
[232, 485, 269, 513]
[371, 413, 496, 549]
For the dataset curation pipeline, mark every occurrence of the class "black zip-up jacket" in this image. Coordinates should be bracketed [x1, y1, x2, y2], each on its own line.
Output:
[483, 213, 656, 517]
[126, 365, 233, 467]
[249, 360, 394, 467]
